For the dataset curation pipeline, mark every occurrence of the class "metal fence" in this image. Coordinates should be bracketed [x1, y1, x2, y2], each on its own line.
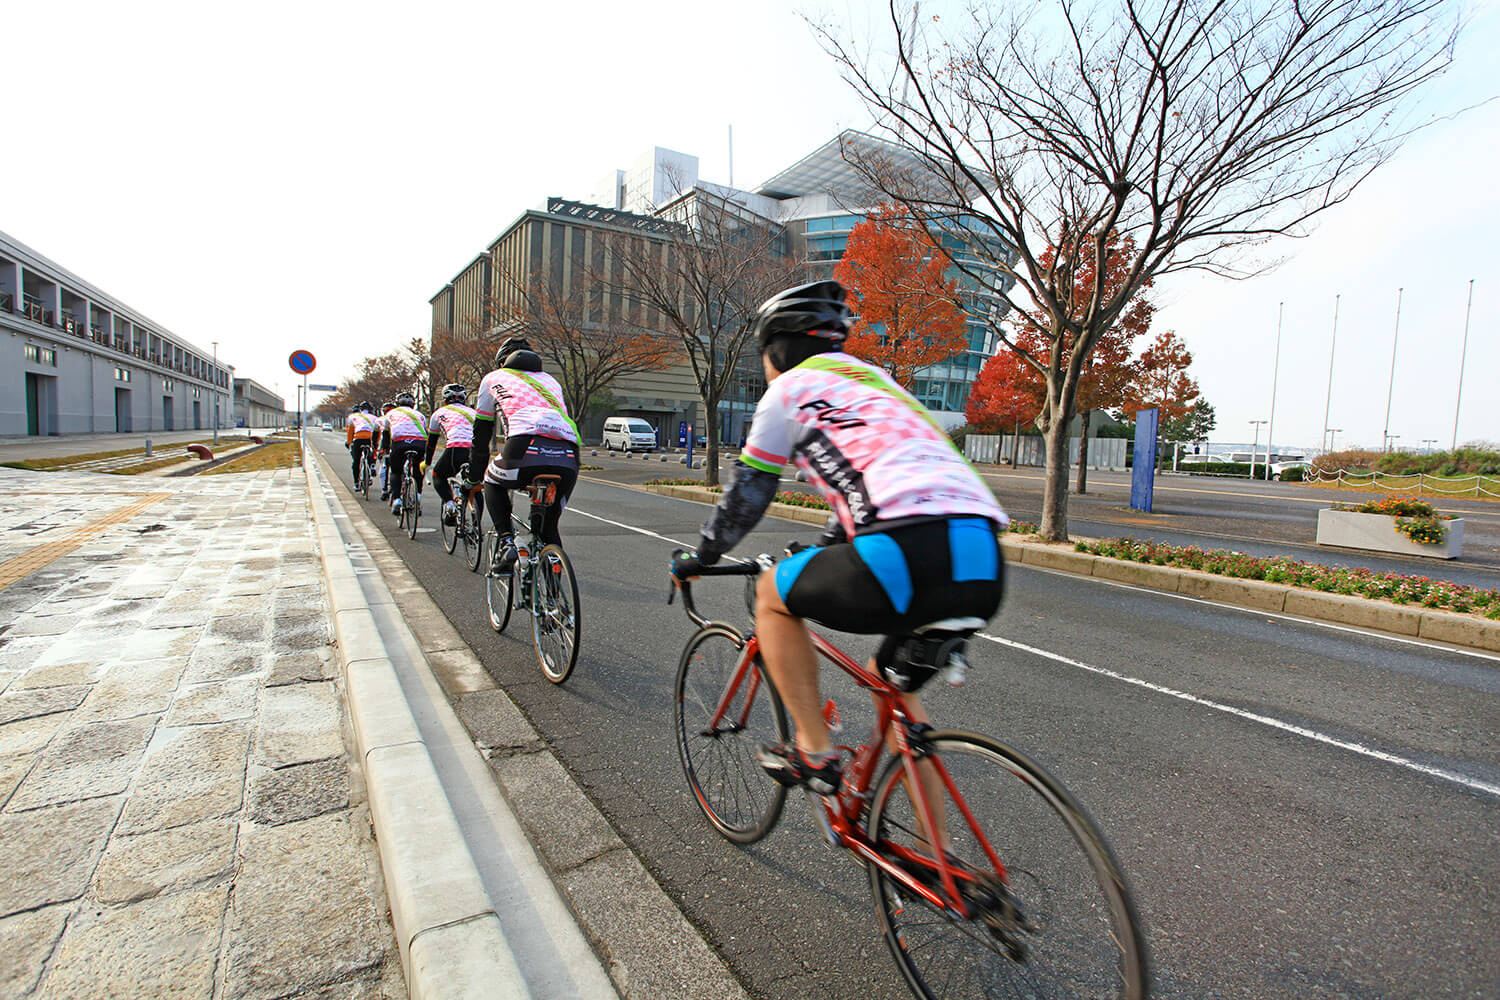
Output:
[964, 434, 1127, 469]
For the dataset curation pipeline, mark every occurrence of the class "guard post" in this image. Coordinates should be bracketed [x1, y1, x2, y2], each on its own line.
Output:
[1131, 408, 1159, 513]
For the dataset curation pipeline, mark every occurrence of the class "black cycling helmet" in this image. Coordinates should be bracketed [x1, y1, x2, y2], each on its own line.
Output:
[381, 402, 396, 413]
[441, 383, 466, 404]
[357, 400, 373, 413]
[395, 391, 415, 408]
[752, 280, 855, 351]
[494, 335, 532, 369]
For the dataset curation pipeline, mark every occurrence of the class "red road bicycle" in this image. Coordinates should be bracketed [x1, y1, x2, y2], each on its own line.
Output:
[670, 554, 1148, 1000]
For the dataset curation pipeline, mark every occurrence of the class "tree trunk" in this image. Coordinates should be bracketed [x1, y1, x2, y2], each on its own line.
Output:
[1076, 410, 1091, 494]
[703, 401, 721, 487]
[1039, 418, 1071, 541]
[1011, 420, 1021, 465]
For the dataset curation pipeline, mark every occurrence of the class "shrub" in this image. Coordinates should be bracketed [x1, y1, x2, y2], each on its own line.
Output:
[1312, 448, 1380, 475]
[1279, 466, 1306, 482]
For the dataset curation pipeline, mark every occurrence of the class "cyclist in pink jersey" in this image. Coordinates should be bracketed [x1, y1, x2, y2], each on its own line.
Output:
[379, 391, 428, 517]
[671, 280, 1007, 795]
[466, 336, 580, 574]
[424, 384, 477, 526]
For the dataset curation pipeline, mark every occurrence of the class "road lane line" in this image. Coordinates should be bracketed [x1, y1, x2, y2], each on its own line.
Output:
[978, 631, 1500, 799]
[571, 492, 1500, 796]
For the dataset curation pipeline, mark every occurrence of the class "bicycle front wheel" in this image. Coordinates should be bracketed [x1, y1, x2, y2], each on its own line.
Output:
[531, 544, 580, 683]
[867, 732, 1148, 1000]
[441, 493, 458, 553]
[674, 625, 788, 844]
[462, 494, 483, 572]
[359, 456, 371, 500]
[484, 534, 513, 633]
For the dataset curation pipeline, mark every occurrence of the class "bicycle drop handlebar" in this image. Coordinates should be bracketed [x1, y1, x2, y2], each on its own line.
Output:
[669, 554, 772, 630]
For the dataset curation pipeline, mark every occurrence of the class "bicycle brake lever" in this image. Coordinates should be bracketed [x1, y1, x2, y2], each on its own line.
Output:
[666, 581, 677, 605]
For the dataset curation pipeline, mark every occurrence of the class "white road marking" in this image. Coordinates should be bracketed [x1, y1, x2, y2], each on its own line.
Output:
[572, 488, 1500, 797]
[977, 631, 1500, 799]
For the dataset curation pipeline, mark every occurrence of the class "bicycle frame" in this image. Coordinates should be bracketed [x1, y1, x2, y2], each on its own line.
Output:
[675, 570, 1008, 920]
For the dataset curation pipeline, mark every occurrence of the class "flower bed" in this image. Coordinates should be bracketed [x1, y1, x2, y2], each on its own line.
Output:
[1074, 536, 1500, 619]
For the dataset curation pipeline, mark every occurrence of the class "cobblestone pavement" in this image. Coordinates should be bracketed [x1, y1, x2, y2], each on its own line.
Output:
[0, 466, 405, 1000]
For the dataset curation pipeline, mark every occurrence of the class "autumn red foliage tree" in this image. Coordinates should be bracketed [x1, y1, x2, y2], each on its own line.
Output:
[835, 206, 969, 387]
[1126, 330, 1199, 421]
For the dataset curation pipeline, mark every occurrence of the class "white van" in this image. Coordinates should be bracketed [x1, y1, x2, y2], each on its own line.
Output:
[602, 416, 657, 452]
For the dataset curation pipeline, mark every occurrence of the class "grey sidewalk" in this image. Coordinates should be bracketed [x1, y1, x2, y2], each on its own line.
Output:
[0, 467, 404, 999]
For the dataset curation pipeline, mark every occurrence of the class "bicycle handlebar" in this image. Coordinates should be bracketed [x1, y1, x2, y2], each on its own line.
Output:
[669, 553, 773, 630]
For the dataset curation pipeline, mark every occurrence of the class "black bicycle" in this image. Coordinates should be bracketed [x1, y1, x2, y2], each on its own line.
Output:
[355, 446, 374, 500]
[484, 474, 581, 683]
[442, 463, 485, 571]
[396, 451, 422, 541]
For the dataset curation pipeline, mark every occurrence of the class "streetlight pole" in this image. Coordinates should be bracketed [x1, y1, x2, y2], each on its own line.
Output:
[1382, 288, 1402, 453]
[211, 340, 219, 446]
[1422, 438, 1437, 454]
[1266, 301, 1283, 473]
[1328, 428, 1343, 452]
[1451, 279, 1474, 453]
[1321, 294, 1340, 455]
[1249, 420, 1267, 479]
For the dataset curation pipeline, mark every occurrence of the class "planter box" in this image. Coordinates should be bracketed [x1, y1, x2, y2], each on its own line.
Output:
[1315, 509, 1464, 559]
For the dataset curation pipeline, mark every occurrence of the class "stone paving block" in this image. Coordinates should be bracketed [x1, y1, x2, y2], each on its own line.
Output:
[257, 681, 342, 768]
[0, 755, 30, 806]
[119, 625, 202, 662]
[182, 636, 267, 684]
[209, 595, 264, 618]
[32, 625, 142, 668]
[489, 752, 619, 873]
[266, 649, 335, 687]
[0, 683, 91, 726]
[40, 885, 228, 999]
[220, 813, 388, 1000]
[0, 711, 68, 756]
[0, 637, 53, 672]
[73, 656, 188, 723]
[210, 612, 270, 643]
[163, 676, 259, 727]
[247, 757, 350, 826]
[457, 689, 538, 749]
[5, 613, 86, 638]
[0, 905, 69, 998]
[9, 715, 156, 810]
[117, 722, 250, 834]
[0, 797, 120, 916]
[10, 660, 106, 690]
[94, 817, 238, 904]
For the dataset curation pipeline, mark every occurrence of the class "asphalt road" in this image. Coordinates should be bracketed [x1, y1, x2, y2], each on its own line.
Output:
[313, 431, 1500, 1000]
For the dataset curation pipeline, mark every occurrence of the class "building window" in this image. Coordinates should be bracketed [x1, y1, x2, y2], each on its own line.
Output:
[24, 344, 57, 366]
[114, 367, 131, 382]
[193, 388, 201, 399]
[163, 379, 175, 392]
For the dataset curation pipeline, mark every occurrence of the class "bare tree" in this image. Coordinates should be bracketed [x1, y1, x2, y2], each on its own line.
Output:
[487, 264, 680, 432]
[430, 330, 500, 398]
[615, 187, 803, 486]
[813, 0, 1457, 540]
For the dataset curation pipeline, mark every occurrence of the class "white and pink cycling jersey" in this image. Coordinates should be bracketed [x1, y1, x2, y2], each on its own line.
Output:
[428, 403, 477, 447]
[475, 368, 578, 444]
[741, 352, 1007, 536]
[385, 406, 427, 442]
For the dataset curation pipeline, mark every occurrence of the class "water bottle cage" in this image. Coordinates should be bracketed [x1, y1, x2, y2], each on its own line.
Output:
[879, 634, 972, 693]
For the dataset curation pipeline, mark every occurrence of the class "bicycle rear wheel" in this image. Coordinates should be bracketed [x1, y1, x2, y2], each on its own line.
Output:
[441, 491, 458, 553]
[674, 625, 788, 844]
[484, 534, 514, 632]
[404, 467, 420, 540]
[462, 494, 483, 572]
[866, 732, 1148, 1000]
[532, 544, 580, 683]
[359, 455, 371, 500]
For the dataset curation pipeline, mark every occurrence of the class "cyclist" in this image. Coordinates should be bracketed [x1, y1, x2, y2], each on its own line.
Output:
[425, 384, 477, 527]
[669, 280, 1007, 795]
[466, 336, 579, 573]
[376, 401, 397, 500]
[345, 401, 379, 487]
[380, 392, 428, 517]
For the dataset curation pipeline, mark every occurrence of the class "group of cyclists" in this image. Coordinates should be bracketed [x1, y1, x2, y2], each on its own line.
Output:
[343, 279, 1008, 798]
[344, 334, 581, 575]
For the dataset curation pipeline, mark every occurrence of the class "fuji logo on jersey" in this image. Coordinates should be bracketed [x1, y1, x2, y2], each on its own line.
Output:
[798, 398, 866, 429]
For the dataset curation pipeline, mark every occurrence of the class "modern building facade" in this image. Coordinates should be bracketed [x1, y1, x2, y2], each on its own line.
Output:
[1, 229, 232, 437]
[429, 132, 1014, 444]
[233, 379, 286, 429]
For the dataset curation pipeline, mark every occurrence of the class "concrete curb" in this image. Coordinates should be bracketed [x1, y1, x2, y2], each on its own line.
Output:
[642, 483, 1500, 655]
[302, 457, 533, 1000]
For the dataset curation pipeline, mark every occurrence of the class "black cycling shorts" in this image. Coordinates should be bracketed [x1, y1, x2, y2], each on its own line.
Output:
[774, 517, 1004, 636]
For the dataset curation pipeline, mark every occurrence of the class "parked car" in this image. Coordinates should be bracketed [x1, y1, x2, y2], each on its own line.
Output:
[602, 416, 658, 452]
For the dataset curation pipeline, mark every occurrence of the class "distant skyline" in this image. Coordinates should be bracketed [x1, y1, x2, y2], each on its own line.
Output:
[3, 0, 1494, 451]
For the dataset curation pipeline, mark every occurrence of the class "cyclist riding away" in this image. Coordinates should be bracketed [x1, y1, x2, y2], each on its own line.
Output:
[377, 401, 397, 500]
[426, 383, 477, 527]
[380, 392, 427, 517]
[345, 401, 379, 485]
[467, 336, 580, 574]
[669, 280, 1007, 796]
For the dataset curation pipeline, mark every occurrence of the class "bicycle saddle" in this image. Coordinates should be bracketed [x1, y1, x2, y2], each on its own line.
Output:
[878, 618, 985, 692]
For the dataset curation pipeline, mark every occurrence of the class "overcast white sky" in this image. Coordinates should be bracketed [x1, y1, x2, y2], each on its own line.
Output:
[4, 0, 1495, 453]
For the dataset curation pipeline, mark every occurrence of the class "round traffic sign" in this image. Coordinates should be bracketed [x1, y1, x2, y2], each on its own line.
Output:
[289, 350, 316, 374]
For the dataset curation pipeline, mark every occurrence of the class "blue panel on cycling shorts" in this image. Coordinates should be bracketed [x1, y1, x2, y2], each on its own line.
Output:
[949, 518, 998, 581]
[852, 533, 912, 614]
[775, 545, 821, 603]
